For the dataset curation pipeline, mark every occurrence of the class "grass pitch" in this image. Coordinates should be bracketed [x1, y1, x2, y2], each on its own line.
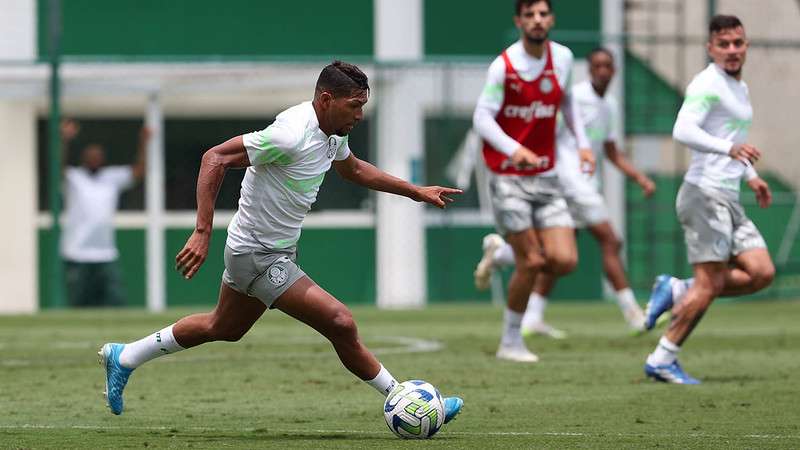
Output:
[1, 300, 799, 449]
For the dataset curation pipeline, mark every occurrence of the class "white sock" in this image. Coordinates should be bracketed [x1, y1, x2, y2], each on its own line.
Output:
[119, 324, 185, 369]
[646, 336, 680, 367]
[365, 364, 399, 397]
[615, 287, 639, 312]
[521, 292, 546, 328]
[671, 278, 694, 304]
[492, 243, 515, 267]
[501, 307, 524, 347]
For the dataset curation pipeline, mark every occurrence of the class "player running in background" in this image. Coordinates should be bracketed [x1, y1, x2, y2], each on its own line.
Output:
[473, 0, 595, 362]
[475, 48, 656, 337]
[643, 15, 775, 384]
[99, 61, 465, 421]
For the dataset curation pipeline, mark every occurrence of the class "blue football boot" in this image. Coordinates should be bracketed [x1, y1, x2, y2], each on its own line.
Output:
[644, 360, 700, 385]
[443, 396, 463, 424]
[99, 343, 134, 415]
[645, 274, 674, 330]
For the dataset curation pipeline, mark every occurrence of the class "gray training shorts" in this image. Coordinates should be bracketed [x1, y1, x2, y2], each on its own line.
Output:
[676, 181, 766, 264]
[489, 173, 575, 235]
[222, 245, 306, 308]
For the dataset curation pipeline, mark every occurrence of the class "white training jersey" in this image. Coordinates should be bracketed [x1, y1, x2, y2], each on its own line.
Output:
[472, 39, 589, 175]
[226, 101, 352, 252]
[61, 166, 134, 262]
[556, 80, 618, 193]
[673, 63, 756, 191]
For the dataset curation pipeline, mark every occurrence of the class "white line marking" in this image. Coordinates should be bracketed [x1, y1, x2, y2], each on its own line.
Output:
[0, 335, 443, 367]
[0, 424, 798, 440]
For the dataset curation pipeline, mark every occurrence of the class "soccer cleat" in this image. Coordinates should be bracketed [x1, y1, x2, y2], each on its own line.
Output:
[474, 233, 504, 290]
[644, 360, 701, 385]
[496, 344, 539, 362]
[645, 274, 674, 330]
[521, 321, 568, 339]
[443, 396, 463, 424]
[99, 343, 134, 415]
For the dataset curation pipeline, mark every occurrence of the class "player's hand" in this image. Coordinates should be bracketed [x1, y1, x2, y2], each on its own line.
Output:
[175, 229, 211, 279]
[414, 186, 463, 209]
[636, 174, 656, 197]
[730, 143, 761, 165]
[510, 146, 544, 169]
[578, 148, 596, 175]
[747, 177, 772, 208]
[60, 119, 80, 141]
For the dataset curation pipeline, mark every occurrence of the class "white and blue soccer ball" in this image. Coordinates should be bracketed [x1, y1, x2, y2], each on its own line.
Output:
[383, 380, 445, 439]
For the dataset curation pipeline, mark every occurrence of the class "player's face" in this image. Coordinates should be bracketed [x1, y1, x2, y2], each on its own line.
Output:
[514, 1, 554, 45]
[589, 52, 615, 90]
[330, 90, 368, 136]
[82, 145, 106, 171]
[707, 27, 748, 77]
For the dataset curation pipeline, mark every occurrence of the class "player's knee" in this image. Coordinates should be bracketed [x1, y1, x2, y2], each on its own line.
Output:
[328, 309, 358, 342]
[752, 265, 775, 290]
[518, 253, 546, 274]
[603, 235, 622, 254]
[547, 253, 577, 275]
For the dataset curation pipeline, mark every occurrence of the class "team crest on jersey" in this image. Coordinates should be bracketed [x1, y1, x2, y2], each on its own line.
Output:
[267, 262, 289, 286]
[509, 82, 522, 93]
[327, 136, 338, 159]
[539, 78, 554, 94]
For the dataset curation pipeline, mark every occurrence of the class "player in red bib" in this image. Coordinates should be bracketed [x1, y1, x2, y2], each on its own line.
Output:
[473, 0, 595, 362]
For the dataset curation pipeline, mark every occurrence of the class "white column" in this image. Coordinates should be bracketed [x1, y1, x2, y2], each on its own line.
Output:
[374, 0, 426, 308]
[0, 0, 37, 313]
[0, 102, 38, 313]
[145, 94, 166, 312]
[602, 0, 626, 238]
[603, 0, 627, 278]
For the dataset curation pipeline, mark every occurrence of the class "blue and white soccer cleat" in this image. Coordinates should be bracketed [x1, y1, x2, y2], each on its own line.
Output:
[644, 360, 700, 384]
[99, 343, 134, 415]
[645, 274, 674, 330]
[443, 396, 463, 424]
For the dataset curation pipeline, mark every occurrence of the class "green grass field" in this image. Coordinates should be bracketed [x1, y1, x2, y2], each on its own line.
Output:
[1, 300, 799, 449]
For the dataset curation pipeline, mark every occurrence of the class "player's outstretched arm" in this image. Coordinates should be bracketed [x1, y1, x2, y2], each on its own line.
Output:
[603, 141, 655, 197]
[175, 136, 250, 279]
[333, 153, 462, 209]
[132, 126, 151, 181]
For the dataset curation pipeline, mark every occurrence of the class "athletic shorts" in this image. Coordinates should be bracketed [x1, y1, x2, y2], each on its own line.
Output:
[222, 245, 306, 308]
[676, 181, 766, 264]
[563, 188, 609, 228]
[488, 173, 574, 235]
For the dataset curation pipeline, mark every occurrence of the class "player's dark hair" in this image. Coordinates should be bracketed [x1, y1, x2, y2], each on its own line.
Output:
[709, 15, 743, 38]
[515, 0, 551, 15]
[315, 61, 369, 98]
[587, 47, 614, 63]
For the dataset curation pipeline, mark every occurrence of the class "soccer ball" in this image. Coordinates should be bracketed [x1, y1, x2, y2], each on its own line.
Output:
[383, 380, 445, 439]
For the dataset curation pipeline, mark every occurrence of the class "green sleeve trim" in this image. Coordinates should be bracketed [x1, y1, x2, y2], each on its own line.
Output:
[683, 93, 720, 113]
[252, 128, 292, 165]
[482, 83, 504, 101]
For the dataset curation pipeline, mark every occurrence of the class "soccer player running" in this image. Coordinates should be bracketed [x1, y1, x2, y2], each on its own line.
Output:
[473, 0, 595, 362]
[475, 48, 656, 337]
[643, 15, 775, 384]
[99, 61, 465, 421]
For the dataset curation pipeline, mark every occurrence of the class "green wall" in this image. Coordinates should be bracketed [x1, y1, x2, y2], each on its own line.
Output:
[38, 0, 374, 59]
[39, 225, 606, 308]
[425, 0, 601, 58]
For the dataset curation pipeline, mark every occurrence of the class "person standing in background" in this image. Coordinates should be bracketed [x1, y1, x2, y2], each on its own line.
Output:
[60, 119, 149, 307]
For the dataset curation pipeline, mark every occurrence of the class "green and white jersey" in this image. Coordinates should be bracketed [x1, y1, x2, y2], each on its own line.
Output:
[673, 63, 755, 192]
[556, 80, 618, 193]
[226, 101, 351, 252]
